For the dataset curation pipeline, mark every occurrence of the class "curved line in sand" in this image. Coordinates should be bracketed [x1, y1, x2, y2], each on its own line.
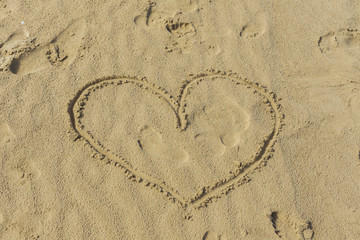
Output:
[68, 72, 283, 210]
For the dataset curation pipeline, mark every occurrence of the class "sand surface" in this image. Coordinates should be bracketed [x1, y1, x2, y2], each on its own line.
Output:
[1, 0, 360, 239]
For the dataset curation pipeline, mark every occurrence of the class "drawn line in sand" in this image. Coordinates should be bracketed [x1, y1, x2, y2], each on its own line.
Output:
[68, 70, 284, 215]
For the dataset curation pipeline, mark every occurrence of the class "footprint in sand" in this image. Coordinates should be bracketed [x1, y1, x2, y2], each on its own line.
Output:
[319, 29, 360, 53]
[164, 19, 197, 53]
[349, 94, 360, 125]
[9, 18, 86, 75]
[240, 12, 268, 39]
[0, 27, 36, 72]
[0, 211, 43, 240]
[270, 211, 314, 240]
[134, 1, 197, 53]
[0, 122, 14, 147]
[166, 20, 196, 38]
[0, 0, 17, 21]
[203, 230, 228, 240]
[139, 125, 189, 167]
[192, 98, 250, 157]
[134, 1, 198, 27]
[12, 161, 41, 185]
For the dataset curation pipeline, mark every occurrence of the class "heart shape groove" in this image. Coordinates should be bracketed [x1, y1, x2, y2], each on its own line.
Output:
[69, 70, 283, 211]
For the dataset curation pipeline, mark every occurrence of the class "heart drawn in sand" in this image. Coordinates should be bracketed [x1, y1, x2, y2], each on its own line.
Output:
[69, 71, 283, 211]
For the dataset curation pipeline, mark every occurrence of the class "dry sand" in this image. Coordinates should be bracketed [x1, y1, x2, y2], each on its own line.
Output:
[1, 0, 360, 239]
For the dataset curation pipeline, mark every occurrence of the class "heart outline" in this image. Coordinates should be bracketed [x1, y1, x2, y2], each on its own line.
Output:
[68, 70, 283, 211]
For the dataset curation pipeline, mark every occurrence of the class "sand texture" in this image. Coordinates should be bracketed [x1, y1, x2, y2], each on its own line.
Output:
[1, 0, 360, 239]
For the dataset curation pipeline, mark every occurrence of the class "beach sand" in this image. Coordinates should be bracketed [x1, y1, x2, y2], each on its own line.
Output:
[1, 0, 360, 239]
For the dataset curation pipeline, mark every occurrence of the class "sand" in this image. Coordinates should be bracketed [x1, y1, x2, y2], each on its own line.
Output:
[0, 0, 360, 239]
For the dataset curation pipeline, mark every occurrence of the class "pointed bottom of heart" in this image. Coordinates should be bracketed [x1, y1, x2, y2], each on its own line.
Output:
[69, 71, 283, 210]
